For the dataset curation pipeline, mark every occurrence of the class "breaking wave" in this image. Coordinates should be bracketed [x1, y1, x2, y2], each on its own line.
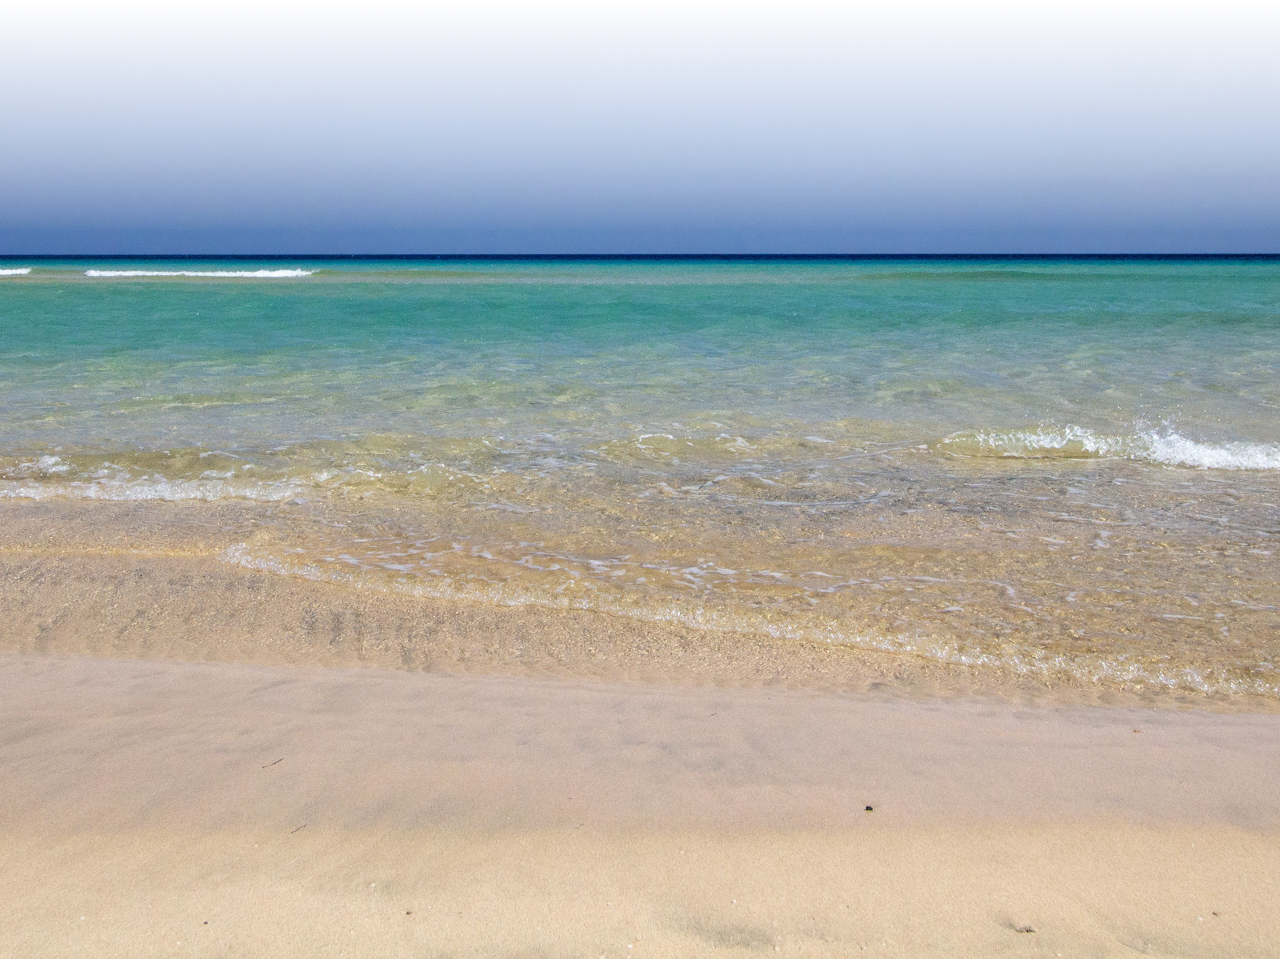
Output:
[0, 268, 32, 276]
[937, 426, 1280, 470]
[84, 269, 313, 278]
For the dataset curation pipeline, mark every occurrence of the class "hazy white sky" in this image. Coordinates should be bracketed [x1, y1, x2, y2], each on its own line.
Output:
[2, 0, 1277, 253]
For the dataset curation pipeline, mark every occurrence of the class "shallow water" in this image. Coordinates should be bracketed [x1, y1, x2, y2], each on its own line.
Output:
[2, 258, 1278, 696]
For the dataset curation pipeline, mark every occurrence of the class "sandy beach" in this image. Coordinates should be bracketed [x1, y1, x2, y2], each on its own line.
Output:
[5, 498, 1277, 710]
[2, 650, 1279, 958]
[3, 496, 1280, 956]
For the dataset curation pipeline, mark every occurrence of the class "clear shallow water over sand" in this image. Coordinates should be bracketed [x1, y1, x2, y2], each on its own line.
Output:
[2, 258, 1278, 697]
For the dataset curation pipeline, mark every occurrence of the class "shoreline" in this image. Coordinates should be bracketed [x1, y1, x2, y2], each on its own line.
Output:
[3, 653, 1279, 957]
[7, 542, 1278, 713]
[2, 496, 1277, 713]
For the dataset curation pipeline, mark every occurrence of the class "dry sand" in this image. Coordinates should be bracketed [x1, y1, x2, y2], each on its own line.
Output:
[2, 653, 1279, 958]
[3, 499, 1279, 956]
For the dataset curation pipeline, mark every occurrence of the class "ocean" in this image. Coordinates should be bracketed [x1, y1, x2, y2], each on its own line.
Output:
[2, 257, 1278, 697]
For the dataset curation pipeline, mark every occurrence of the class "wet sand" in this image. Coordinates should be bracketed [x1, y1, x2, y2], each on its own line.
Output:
[4, 497, 1278, 710]
[3, 494, 1280, 956]
[2, 653, 1280, 958]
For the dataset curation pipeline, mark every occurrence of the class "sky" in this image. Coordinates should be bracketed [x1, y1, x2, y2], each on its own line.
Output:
[2, 0, 1278, 254]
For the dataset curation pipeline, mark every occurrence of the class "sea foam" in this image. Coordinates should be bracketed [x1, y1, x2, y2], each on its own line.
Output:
[84, 269, 313, 278]
[0, 457, 304, 503]
[0, 268, 32, 276]
[938, 426, 1280, 470]
[0, 478, 304, 503]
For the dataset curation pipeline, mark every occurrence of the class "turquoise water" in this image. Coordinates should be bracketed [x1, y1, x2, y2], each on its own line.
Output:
[2, 258, 1279, 456]
[3, 258, 1279, 695]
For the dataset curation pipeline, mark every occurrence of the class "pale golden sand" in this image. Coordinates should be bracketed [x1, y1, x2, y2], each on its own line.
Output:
[4, 499, 1277, 709]
[2, 654, 1279, 958]
[2, 499, 1279, 956]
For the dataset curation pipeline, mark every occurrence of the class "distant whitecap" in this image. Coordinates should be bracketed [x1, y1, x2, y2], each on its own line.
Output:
[84, 269, 313, 278]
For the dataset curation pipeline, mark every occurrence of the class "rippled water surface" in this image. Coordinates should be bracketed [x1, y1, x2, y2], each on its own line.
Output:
[2, 258, 1278, 696]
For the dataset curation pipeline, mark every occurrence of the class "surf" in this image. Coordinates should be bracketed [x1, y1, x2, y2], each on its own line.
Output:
[936, 426, 1280, 470]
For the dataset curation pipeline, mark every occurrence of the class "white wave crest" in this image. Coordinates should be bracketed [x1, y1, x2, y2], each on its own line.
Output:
[938, 426, 1280, 470]
[84, 269, 312, 278]
[0, 268, 32, 276]
[0, 477, 304, 503]
[1142, 433, 1280, 470]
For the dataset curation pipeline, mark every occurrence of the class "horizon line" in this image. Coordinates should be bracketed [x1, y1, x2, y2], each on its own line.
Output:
[4, 253, 1280, 261]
